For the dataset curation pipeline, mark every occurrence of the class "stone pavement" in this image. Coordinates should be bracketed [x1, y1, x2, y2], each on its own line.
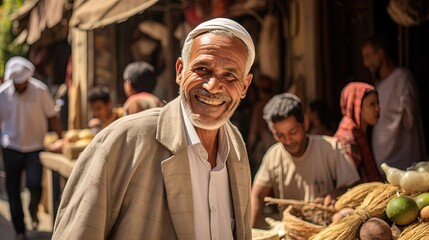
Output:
[0, 189, 52, 240]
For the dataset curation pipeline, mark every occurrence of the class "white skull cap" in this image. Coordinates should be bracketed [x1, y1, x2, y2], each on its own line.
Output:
[4, 56, 35, 84]
[184, 18, 255, 66]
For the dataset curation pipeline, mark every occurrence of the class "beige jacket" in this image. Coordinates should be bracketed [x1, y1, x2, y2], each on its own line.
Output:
[52, 97, 252, 240]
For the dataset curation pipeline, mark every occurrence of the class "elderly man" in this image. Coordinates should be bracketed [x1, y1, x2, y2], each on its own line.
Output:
[0, 56, 62, 240]
[52, 18, 254, 239]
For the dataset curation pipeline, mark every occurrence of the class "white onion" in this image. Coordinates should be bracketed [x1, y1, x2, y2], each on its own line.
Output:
[399, 170, 429, 193]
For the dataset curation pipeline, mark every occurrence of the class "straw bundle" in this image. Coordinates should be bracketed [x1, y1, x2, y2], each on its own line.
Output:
[310, 183, 400, 240]
[397, 222, 429, 240]
[334, 181, 384, 210]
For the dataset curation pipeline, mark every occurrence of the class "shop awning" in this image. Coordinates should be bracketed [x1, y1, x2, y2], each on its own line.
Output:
[70, 0, 159, 30]
[9, 0, 39, 21]
[27, 0, 66, 44]
[10, 0, 68, 45]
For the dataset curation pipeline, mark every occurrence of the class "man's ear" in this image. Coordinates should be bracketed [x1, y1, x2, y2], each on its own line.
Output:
[175, 58, 183, 85]
[240, 73, 253, 99]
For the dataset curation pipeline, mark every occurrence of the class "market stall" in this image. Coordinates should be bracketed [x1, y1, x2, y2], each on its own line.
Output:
[40, 129, 94, 225]
[256, 162, 429, 240]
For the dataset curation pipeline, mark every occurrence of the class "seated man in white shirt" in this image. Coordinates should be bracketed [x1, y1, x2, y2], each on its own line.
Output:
[251, 93, 360, 228]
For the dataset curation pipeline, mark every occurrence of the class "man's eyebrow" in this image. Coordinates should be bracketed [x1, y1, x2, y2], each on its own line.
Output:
[224, 67, 239, 75]
[191, 60, 210, 68]
[191, 61, 240, 75]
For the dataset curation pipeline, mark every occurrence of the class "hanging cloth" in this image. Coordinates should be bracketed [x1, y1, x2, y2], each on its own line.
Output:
[258, 14, 280, 81]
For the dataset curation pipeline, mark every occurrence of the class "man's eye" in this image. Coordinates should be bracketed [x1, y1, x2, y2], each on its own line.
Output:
[193, 68, 210, 75]
[222, 73, 237, 82]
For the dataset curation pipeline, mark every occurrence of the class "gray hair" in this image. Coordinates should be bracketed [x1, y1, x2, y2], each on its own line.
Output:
[263, 93, 304, 127]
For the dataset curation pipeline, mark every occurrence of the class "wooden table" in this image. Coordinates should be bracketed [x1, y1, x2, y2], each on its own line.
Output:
[39, 152, 76, 227]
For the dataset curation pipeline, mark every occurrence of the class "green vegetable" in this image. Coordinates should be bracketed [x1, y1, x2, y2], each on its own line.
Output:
[386, 195, 419, 226]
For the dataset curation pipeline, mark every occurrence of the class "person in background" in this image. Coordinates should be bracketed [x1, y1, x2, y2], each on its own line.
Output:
[334, 82, 382, 182]
[251, 93, 360, 228]
[361, 34, 426, 174]
[123, 61, 164, 115]
[307, 100, 336, 136]
[52, 18, 255, 239]
[87, 85, 124, 131]
[0, 56, 62, 240]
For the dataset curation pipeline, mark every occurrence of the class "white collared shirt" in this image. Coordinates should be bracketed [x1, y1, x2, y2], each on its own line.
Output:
[0, 79, 56, 152]
[181, 102, 234, 240]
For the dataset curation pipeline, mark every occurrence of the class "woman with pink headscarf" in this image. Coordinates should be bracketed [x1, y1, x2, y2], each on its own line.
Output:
[334, 82, 382, 182]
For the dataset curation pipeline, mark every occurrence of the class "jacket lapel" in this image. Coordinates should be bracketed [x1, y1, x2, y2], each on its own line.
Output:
[226, 126, 250, 239]
[158, 98, 195, 239]
[161, 151, 194, 239]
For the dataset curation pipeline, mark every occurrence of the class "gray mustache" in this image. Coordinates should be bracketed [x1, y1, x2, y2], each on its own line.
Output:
[191, 88, 231, 102]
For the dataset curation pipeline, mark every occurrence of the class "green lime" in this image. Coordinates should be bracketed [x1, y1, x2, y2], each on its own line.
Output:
[386, 195, 419, 226]
[415, 192, 429, 210]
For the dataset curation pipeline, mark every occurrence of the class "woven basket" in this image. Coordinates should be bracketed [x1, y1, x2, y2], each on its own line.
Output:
[265, 198, 336, 240]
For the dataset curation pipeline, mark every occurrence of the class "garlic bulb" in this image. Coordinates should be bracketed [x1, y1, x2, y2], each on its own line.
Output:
[381, 163, 429, 193]
[415, 161, 429, 173]
[399, 170, 429, 193]
[381, 163, 404, 186]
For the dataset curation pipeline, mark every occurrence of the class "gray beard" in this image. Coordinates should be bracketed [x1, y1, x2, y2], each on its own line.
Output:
[179, 88, 238, 131]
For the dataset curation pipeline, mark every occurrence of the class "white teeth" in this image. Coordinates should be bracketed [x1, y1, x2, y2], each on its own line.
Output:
[196, 96, 223, 106]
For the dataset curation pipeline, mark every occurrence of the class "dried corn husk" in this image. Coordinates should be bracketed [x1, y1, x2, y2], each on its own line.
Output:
[334, 182, 384, 210]
[397, 221, 429, 239]
[310, 183, 400, 240]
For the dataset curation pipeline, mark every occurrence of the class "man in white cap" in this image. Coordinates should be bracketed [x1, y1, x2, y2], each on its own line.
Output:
[53, 18, 254, 239]
[0, 56, 63, 240]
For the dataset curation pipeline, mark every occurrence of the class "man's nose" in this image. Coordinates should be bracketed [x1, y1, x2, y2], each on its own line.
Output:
[279, 135, 292, 145]
[203, 76, 223, 94]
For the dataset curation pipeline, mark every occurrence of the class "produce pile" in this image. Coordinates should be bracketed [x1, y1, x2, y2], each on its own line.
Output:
[62, 129, 95, 159]
[265, 161, 429, 240]
[311, 161, 429, 240]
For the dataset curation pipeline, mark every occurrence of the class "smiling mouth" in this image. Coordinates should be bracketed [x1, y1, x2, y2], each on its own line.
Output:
[195, 95, 225, 106]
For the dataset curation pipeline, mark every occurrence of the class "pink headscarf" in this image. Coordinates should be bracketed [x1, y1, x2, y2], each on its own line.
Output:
[334, 82, 381, 182]
[339, 82, 375, 128]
